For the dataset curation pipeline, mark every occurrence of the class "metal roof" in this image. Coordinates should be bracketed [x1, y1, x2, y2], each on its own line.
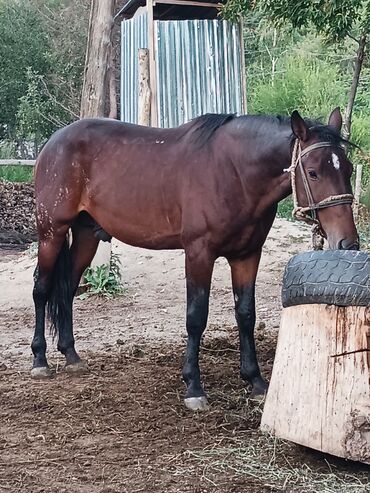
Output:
[115, 0, 223, 20]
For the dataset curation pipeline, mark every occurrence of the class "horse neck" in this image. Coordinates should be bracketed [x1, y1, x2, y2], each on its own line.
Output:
[238, 124, 294, 205]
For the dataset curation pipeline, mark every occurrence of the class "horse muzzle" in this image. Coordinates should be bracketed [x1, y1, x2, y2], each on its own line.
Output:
[337, 238, 360, 250]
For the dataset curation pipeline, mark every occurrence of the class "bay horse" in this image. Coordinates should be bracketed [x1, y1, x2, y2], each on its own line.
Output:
[31, 107, 359, 410]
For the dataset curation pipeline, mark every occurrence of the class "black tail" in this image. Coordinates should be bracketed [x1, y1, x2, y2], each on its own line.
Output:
[47, 236, 73, 339]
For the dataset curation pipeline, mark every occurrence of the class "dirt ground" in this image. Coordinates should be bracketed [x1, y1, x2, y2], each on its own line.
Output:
[0, 218, 369, 492]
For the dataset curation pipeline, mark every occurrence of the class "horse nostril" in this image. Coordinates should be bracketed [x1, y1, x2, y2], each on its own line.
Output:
[338, 239, 360, 250]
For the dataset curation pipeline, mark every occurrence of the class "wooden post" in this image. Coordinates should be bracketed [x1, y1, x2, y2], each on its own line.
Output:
[80, 0, 116, 269]
[138, 48, 151, 126]
[261, 304, 370, 464]
[147, 0, 158, 127]
[239, 18, 247, 114]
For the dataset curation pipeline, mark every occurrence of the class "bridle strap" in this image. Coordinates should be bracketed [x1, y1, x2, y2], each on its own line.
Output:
[288, 139, 354, 249]
[300, 141, 339, 158]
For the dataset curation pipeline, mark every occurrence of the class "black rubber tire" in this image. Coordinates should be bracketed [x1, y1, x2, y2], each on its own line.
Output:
[282, 250, 370, 308]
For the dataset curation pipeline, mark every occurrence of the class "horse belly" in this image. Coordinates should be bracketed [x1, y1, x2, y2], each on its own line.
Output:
[85, 203, 183, 250]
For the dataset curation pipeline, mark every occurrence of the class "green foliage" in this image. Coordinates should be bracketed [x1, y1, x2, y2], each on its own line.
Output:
[0, 141, 16, 159]
[249, 51, 346, 118]
[0, 0, 50, 140]
[277, 197, 294, 220]
[221, 0, 255, 22]
[81, 254, 124, 299]
[261, 0, 367, 42]
[0, 165, 33, 182]
[17, 69, 55, 144]
[0, 0, 89, 152]
[223, 0, 370, 41]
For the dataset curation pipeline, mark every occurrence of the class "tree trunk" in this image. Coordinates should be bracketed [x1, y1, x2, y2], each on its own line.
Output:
[261, 304, 370, 464]
[80, 0, 116, 269]
[80, 0, 115, 118]
[342, 34, 367, 141]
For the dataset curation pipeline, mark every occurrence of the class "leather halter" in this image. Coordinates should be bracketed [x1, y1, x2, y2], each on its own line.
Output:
[288, 140, 354, 233]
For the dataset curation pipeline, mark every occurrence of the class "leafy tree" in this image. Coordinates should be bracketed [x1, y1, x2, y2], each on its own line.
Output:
[0, 0, 50, 140]
[0, 0, 89, 154]
[223, 0, 369, 140]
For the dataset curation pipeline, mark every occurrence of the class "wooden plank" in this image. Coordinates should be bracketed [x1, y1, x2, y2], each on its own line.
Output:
[0, 159, 35, 166]
[261, 304, 370, 464]
[147, 0, 158, 127]
[239, 19, 247, 114]
[138, 48, 151, 126]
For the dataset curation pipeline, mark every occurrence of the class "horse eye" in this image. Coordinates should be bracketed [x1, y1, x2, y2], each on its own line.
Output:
[308, 170, 318, 180]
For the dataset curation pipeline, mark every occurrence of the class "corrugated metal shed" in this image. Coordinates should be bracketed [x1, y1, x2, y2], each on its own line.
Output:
[120, 1, 246, 127]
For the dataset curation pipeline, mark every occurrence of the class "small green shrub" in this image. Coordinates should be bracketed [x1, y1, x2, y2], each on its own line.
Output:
[81, 253, 124, 299]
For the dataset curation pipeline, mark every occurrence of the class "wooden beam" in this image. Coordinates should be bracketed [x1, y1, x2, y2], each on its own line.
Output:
[154, 0, 221, 8]
[239, 19, 247, 114]
[147, 0, 158, 126]
[138, 48, 151, 126]
[0, 159, 35, 166]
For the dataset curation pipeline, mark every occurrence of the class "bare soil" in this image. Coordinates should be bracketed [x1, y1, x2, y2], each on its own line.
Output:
[0, 218, 369, 492]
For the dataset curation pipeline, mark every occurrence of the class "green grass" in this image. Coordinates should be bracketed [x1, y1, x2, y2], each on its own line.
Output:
[277, 197, 294, 220]
[0, 165, 33, 182]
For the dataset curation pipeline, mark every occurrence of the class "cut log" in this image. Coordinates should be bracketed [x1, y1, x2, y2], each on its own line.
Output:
[261, 304, 370, 464]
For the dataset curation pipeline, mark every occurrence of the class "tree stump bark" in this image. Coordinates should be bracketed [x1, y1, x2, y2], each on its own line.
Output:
[261, 304, 370, 464]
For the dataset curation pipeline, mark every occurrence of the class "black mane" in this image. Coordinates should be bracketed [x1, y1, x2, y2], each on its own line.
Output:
[185, 112, 352, 150]
[187, 113, 235, 147]
[236, 114, 351, 148]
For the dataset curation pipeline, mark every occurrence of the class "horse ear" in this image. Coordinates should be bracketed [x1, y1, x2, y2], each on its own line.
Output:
[291, 110, 309, 142]
[328, 107, 342, 132]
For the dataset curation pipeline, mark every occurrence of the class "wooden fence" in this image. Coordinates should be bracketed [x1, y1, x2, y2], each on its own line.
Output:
[0, 159, 35, 166]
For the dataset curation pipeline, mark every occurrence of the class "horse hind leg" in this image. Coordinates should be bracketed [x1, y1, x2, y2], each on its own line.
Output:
[56, 218, 99, 372]
[31, 227, 71, 378]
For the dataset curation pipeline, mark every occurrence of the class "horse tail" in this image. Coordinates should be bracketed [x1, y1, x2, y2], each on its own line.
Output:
[47, 235, 73, 339]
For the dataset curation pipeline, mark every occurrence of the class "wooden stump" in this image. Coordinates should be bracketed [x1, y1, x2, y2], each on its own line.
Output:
[261, 304, 370, 464]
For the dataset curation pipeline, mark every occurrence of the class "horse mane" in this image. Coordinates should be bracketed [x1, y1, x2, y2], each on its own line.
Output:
[236, 114, 352, 148]
[186, 113, 235, 147]
[183, 112, 352, 150]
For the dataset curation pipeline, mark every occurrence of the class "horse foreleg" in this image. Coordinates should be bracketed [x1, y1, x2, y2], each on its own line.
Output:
[57, 224, 99, 372]
[228, 250, 268, 398]
[182, 245, 215, 411]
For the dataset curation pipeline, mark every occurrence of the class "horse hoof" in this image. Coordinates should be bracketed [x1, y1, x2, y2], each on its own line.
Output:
[250, 386, 268, 402]
[65, 360, 88, 374]
[184, 396, 209, 411]
[31, 366, 53, 380]
[250, 391, 266, 403]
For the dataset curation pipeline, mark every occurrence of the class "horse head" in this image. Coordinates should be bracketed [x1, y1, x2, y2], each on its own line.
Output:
[290, 107, 359, 250]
